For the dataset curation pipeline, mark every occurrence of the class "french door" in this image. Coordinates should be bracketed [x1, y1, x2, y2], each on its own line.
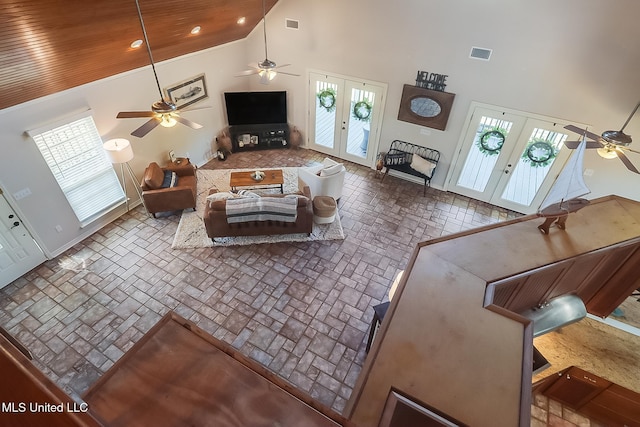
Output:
[447, 104, 574, 214]
[0, 190, 46, 289]
[308, 72, 386, 167]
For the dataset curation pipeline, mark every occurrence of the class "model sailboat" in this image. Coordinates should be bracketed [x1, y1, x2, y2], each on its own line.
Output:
[537, 136, 591, 234]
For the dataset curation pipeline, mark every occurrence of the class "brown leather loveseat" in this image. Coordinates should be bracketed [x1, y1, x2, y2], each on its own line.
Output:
[203, 186, 313, 241]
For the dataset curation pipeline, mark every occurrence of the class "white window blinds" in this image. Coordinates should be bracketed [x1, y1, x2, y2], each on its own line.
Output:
[29, 111, 125, 226]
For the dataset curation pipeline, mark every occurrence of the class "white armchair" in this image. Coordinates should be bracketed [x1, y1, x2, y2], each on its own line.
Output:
[298, 157, 346, 200]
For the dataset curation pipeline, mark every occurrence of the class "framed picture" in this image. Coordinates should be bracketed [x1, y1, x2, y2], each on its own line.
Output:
[397, 84, 455, 131]
[165, 74, 208, 109]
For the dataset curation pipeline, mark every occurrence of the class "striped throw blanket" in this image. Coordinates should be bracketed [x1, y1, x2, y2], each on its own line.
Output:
[225, 197, 298, 223]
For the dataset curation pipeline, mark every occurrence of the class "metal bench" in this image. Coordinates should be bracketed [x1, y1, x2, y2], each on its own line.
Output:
[381, 140, 440, 196]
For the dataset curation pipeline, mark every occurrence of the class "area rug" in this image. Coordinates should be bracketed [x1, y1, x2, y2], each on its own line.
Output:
[171, 167, 345, 248]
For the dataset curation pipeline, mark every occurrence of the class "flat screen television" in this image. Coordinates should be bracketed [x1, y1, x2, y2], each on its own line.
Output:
[224, 91, 287, 126]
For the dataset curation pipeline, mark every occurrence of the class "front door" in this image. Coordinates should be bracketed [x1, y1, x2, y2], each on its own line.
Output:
[447, 104, 573, 214]
[0, 190, 46, 289]
[308, 72, 386, 167]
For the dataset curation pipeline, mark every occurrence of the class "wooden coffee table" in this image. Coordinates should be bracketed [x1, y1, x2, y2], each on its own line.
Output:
[230, 169, 284, 193]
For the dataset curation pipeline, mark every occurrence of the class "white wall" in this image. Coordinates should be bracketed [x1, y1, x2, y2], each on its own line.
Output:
[1, 0, 639, 258]
[256, 0, 640, 198]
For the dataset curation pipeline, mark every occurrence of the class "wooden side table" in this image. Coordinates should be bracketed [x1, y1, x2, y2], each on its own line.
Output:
[166, 157, 194, 173]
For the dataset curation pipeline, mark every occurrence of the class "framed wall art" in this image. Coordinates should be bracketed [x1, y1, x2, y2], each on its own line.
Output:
[397, 84, 455, 131]
[165, 73, 208, 109]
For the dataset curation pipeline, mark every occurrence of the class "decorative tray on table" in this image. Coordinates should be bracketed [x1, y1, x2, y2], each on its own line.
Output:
[250, 171, 265, 181]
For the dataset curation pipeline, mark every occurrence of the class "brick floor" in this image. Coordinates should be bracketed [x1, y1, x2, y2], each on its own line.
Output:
[0, 148, 520, 414]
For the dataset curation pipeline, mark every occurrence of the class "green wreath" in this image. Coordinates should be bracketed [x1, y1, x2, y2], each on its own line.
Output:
[353, 100, 372, 122]
[476, 128, 507, 156]
[521, 139, 558, 167]
[317, 88, 336, 112]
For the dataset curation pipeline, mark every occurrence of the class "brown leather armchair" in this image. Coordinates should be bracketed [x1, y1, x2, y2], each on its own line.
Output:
[141, 162, 197, 217]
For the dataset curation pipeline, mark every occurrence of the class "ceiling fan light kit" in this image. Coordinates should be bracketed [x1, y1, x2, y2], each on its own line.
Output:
[259, 69, 277, 84]
[564, 100, 640, 174]
[597, 147, 618, 159]
[160, 115, 178, 128]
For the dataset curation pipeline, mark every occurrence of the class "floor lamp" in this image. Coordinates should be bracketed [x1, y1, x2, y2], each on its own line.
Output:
[103, 138, 148, 215]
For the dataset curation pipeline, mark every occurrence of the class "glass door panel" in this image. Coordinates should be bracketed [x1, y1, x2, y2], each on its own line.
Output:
[456, 115, 516, 192]
[314, 80, 339, 150]
[308, 73, 344, 157]
[339, 82, 384, 165]
[491, 121, 572, 212]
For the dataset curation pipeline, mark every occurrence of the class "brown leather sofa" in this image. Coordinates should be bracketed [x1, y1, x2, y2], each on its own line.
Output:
[141, 162, 197, 217]
[203, 186, 313, 240]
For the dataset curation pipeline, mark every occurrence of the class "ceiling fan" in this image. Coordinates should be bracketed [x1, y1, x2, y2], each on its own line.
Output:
[564, 100, 640, 174]
[116, 0, 203, 138]
[236, 0, 300, 84]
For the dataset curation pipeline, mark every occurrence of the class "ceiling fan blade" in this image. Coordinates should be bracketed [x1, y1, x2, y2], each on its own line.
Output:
[235, 69, 259, 77]
[131, 118, 160, 138]
[564, 124, 587, 134]
[616, 150, 640, 174]
[564, 140, 602, 149]
[174, 115, 203, 130]
[180, 105, 213, 113]
[618, 146, 640, 155]
[117, 111, 155, 118]
[273, 64, 291, 70]
[278, 71, 301, 77]
[564, 141, 580, 149]
[563, 125, 601, 142]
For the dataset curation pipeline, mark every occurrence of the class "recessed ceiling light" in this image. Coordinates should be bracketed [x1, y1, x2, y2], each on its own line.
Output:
[190, 26, 201, 35]
[237, 17, 246, 25]
[130, 39, 143, 49]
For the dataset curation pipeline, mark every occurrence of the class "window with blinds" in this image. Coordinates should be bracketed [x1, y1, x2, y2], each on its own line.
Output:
[29, 111, 125, 226]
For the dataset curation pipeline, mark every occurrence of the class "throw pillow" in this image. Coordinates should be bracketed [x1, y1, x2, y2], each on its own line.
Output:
[319, 163, 343, 177]
[160, 171, 179, 188]
[206, 191, 237, 203]
[409, 154, 436, 177]
[143, 162, 165, 189]
[384, 152, 409, 166]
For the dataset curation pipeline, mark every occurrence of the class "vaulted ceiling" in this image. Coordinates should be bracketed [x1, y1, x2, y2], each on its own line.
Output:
[0, 0, 278, 111]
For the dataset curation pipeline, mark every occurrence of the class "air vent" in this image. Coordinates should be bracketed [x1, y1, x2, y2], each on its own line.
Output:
[285, 18, 299, 29]
[470, 47, 492, 61]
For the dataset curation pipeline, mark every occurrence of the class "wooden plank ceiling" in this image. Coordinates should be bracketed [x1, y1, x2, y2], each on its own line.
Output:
[0, 0, 278, 111]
